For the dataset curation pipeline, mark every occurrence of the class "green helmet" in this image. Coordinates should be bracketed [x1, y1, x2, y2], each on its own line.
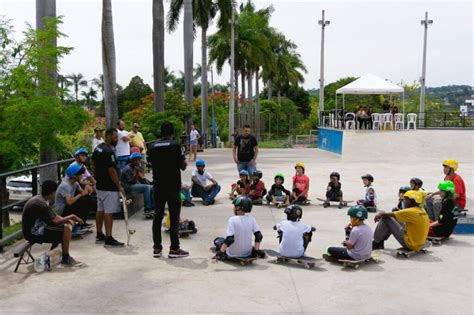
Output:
[347, 206, 368, 220]
[180, 192, 186, 202]
[274, 173, 285, 183]
[438, 180, 455, 194]
[233, 196, 253, 213]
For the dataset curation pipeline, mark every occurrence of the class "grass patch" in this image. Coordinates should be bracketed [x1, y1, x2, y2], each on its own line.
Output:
[258, 140, 293, 148]
[3, 221, 23, 247]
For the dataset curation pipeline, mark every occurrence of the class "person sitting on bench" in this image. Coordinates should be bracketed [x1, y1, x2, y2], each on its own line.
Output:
[55, 164, 95, 230]
[191, 159, 221, 205]
[67, 148, 97, 193]
[22, 180, 84, 267]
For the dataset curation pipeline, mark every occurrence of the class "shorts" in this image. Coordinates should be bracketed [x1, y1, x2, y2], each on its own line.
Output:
[326, 190, 343, 201]
[31, 225, 64, 244]
[97, 190, 121, 214]
[190, 140, 198, 145]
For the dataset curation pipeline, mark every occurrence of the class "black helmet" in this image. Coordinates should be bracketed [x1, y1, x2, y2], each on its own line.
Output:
[410, 177, 423, 188]
[330, 172, 340, 180]
[284, 205, 303, 221]
[399, 186, 411, 194]
[361, 174, 374, 182]
[252, 170, 263, 179]
[233, 196, 253, 213]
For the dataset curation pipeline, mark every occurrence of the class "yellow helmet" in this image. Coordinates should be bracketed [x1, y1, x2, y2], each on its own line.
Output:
[442, 159, 458, 172]
[403, 190, 424, 205]
[295, 162, 305, 169]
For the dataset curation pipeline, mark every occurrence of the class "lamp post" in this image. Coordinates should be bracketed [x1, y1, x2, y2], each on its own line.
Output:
[318, 10, 330, 118]
[419, 11, 433, 128]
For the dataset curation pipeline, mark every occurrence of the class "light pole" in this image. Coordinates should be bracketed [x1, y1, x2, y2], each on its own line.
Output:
[318, 10, 330, 119]
[419, 11, 433, 128]
[210, 65, 217, 148]
[228, 7, 236, 145]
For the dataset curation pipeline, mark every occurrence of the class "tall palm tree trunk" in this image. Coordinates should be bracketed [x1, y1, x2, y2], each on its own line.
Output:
[268, 78, 273, 100]
[152, 0, 165, 112]
[102, 0, 119, 128]
[255, 68, 261, 141]
[247, 69, 253, 126]
[36, 0, 58, 185]
[183, 0, 194, 139]
[200, 27, 209, 148]
[240, 69, 246, 116]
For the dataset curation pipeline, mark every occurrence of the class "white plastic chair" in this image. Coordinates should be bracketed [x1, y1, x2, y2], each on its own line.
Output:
[407, 113, 417, 130]
[372, 113, 382, 130]
[394, 113, 404, 130]
[345, 113, 356, 130]
[382, 113, 393, 130]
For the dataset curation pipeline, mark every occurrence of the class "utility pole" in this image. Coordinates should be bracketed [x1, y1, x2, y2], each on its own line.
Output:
[210, 65, 216, 148]
[419, 11, 433, 128]
[228, 7, 236, 145]
[318, 10, 330, 117]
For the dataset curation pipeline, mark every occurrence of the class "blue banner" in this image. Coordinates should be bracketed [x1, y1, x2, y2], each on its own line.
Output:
[317, 127, 343, 155]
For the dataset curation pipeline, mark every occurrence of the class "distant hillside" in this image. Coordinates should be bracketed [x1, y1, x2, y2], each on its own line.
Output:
[427, 85, 473, 107]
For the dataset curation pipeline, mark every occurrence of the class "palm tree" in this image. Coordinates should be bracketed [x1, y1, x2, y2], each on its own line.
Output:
[68, 73, 88, 103]
[102, 0, 119, 128]
[81, 87, 98, 111]
[58, 74, 72, 101]
[152, 0, 165, 112]
[91, 74, 104, 100]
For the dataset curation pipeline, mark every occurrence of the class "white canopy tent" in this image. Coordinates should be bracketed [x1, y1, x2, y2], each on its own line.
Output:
[335, 74, 405, 127]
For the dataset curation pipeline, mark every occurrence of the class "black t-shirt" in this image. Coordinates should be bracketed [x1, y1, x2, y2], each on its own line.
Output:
[234, 134, 258, 162]
[436, 198, 458, 237]
[328, 181, 341, 192]
[92, 142, 119, 191]
[149, 138, 185, 192]
[22, 195, 55, 241]
[270, 184, 290, 196]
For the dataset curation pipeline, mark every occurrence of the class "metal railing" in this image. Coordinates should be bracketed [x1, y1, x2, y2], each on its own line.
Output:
[0, 158, 74, 252]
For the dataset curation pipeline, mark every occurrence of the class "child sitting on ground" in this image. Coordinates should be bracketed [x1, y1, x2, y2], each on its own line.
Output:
[392, 186, 411, 212]
[428, 181, 458, 239]
[229, 170, 251, 200]
[291, 162, 310, 205]
[212, 196, 265, 261]
[323, 206, 373, 262]
[266, 173, 291, 207]
[274, 205, 316, 258]
[324, 172, 344, 209]
[181, 183, 194, 207]
[357, 174, 377, 211]
[248, 170, 267, 205]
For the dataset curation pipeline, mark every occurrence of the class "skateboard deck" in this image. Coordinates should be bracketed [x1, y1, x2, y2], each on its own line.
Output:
[316, 198, 353, 208]
[34, 247, 62, 272]
[396, 245, 430, 258]
[427, 236, 449, 245]
[143, 211, 155, 219]
[266, 249, 320, 269]
[323, 251, 381, 269]
[120, 193, 136, 246]
[72, 227, 93, 240]
[210, 247, 257, 266]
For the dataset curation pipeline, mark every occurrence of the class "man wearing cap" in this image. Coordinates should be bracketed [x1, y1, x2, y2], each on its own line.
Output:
[129, 123, 148, 161]
[68, 148, 97, 193]
[92, 126, 105, 151]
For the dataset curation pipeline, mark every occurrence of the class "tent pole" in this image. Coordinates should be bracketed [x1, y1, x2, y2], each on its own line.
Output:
[402, 91, 405, 127]
[335, 93, 338, 129]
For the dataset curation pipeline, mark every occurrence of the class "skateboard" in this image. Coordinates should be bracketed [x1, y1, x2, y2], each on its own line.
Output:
[293, 199, 311, 206]
[165, 228, 198, 238]
[143, 211, 155, 219]
[396, 244, 431, 258]
[338, 257, 379, 269]
[210, 247, 257, 266]
[427, 236, 449, 245]
[120, 193, 136, 246]
[316, 198, 353, 208]
[72, 226, 93, 240]
[34, 247, 62, 272]
[266, 249, 320, 269]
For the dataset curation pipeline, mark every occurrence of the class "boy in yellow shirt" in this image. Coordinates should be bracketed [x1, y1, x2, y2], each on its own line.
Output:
[372, 190, 429, 251]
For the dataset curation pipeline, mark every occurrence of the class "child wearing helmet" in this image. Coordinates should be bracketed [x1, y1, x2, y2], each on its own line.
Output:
[392, 186, 411, 212]
[428, 181, 458, 238]
[191, 159, 221, 206]
[373, 190, 429, 251]
[248, 170, 267, 205]
[266, 173, 291, 207]
[212, 196, 265, 261]
[291, 162, 311, 205]
[274, 205, 316, 258]
[180, 183, 194, 207]
[357, 174, 377, 211]
[323, 206, 373, 262]
[324, 172, 344, 209]
[229, 170, 251, 200]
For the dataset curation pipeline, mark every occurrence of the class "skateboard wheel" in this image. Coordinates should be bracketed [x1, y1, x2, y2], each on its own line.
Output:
[240, 261, 245, 266]
[354, 264, 359, 269]
[304, 264, 311, 269]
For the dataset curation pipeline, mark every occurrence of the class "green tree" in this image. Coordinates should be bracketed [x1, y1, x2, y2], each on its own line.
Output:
[67, 73, 88, 103]
[119, 75, 153, 114]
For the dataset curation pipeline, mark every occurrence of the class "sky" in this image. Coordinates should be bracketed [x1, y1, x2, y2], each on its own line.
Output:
[1, 0, 472, 93]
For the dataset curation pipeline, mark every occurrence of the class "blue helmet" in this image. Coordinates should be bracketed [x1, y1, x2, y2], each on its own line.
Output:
[196, 159, 205, 167]
[130, 152, 143, 160]
[239, 170, 249, 176]
[74, 148, 88, 157]
[66, 164, 85, 178]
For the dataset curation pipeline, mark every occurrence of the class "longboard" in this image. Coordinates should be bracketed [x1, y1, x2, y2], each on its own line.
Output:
[210, 247, 257, 266]
[266, 249, 320, 269]
[396, 244, 431, 258]
[427, 236, 449, 245]
[34, 247, 63, 272]
[120, 193, 136, 246]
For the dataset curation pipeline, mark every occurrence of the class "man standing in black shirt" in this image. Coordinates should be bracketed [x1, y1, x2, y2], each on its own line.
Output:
[149, 122, 189, 258]
[232, 124, 259, 175]
[91, 128, 125, 248]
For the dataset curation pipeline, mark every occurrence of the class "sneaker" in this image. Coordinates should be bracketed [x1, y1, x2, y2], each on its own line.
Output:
[338, 203, 344, 209]
[168, 248, 189, 258]
[203, 200, 210, 206]
[61, 256, 84, 268]
[153, 246, 162, 258]
[323, 201, 330, 208]
[95, 233, 106, 244]
[372, 240, 384, 250]
[322, 253, 338, 262]
[104, 236, 125, 248]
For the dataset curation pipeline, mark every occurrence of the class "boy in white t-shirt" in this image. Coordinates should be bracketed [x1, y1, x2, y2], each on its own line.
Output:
[357, 174, 377, 212]
[191, 159, 221, 205]
[212, 196, 265, 260]
[274, 205, 316, 258]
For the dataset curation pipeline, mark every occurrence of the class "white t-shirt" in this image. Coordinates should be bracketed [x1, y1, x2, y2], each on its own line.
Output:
[116, 129, 130, 157]
[92, 137, 104, 151]
[276, 220, 312, 258]
[347, 224, 373, 261]
[190, 129, 199, 142]
[226, 214, 260, 257]
[192, 170, 213, 186]
[363, 184, 377, 204]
